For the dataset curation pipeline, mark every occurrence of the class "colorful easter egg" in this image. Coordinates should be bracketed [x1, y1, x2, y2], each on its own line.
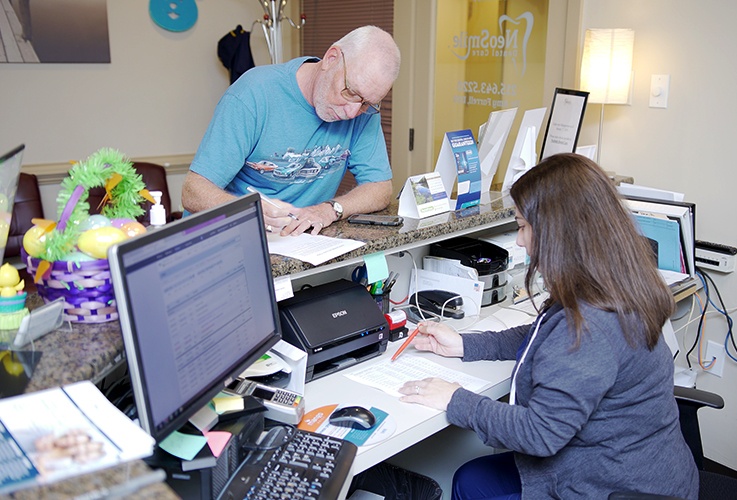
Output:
[77, 226, 127, 259]
[111, 218, 134, 228]
[120, 221, 147, 238]
[22, 225, 48, 258]
[78, 214, 111, 232]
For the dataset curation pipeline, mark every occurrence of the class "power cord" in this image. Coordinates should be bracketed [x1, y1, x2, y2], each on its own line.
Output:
[684, 268, 737, 368]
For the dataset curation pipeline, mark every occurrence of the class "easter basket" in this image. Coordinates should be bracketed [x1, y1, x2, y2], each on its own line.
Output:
[23, 251, 117, 323]
[23, 149, 152, 323]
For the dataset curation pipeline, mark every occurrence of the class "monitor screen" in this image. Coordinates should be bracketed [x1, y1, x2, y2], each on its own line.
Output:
[109, 194, 280, 443]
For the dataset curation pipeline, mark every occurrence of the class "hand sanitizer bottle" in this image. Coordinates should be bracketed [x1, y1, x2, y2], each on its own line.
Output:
[149, 191, 167, 227]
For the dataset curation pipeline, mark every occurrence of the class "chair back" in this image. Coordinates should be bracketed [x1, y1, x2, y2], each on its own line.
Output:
[6, 173, 43, 258]
[87, 162, 173, 225]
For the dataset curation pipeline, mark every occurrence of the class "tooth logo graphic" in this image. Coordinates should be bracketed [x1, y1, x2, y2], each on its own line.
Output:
[449, 12, 534, 76]
[499, 12, 534, 76]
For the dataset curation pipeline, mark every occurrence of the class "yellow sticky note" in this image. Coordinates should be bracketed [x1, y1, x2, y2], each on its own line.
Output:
[364, 252, 389, 284]
[212, 394, 245, 413]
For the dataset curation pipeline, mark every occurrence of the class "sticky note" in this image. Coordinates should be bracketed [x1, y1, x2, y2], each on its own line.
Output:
[212, 394, 245, 413]
[204, 430, 232, 458]
[159, 430, 208, 461]
[364, 252, 389, 284]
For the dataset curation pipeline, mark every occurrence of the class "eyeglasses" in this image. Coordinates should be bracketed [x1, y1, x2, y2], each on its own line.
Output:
[338, 49, 381, 115]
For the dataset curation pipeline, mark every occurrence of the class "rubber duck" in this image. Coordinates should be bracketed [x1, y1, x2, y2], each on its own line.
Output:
[0, 263, 24, 297]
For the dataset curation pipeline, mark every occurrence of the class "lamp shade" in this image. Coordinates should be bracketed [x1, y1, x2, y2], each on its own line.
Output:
[580, 29, 634, 104]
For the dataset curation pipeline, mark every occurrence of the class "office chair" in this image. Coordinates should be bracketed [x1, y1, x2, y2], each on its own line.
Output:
[609, 386, 737, 500]
[5, 173, 44, 259]
[87, 161, 182, 225]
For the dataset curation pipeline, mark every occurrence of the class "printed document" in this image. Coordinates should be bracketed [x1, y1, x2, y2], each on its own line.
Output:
[267, 233, 365, 265]
[344, 355, 490, 398]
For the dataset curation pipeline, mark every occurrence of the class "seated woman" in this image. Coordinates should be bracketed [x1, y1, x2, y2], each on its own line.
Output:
[399, 153, 698, 500]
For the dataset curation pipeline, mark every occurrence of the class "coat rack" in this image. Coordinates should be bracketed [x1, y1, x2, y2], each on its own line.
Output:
[252, 0, 306, 64]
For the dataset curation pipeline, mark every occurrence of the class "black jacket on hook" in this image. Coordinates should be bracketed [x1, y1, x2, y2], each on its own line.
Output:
[218, 25, 256, 84]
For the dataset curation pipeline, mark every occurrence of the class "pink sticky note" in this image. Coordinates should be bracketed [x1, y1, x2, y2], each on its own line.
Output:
[204, 430, 232, 458]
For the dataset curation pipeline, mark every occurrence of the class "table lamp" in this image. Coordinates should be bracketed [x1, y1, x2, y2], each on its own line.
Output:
[579, 28, 635, 165]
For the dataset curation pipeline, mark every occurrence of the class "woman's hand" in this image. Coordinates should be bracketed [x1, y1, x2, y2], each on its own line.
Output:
[398, 377, 461, 411]
[412, 321, 464, 358]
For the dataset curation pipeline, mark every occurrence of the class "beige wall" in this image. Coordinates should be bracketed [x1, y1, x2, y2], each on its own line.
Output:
[577, 0, 737, 470]
[0, 0, 294, 216]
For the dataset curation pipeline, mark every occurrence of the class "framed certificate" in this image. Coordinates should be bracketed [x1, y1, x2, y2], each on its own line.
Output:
[540, 88, 589, 160]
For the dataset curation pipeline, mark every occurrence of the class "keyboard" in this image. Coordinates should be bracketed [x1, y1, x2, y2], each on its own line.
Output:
[217, 426, 357, 500]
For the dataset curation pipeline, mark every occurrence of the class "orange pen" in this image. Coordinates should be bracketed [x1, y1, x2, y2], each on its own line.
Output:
[391, 328, 420, 362]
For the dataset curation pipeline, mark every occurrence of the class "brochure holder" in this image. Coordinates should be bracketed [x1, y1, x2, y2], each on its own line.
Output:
[433, 129, 482, 210]
[398, 172, 451, 219]
[477, 108, 517, 193]
[501, 107, 546, 194]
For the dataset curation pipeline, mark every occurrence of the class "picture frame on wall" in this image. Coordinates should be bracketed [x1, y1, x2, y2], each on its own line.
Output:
[539, 88, 589, 160]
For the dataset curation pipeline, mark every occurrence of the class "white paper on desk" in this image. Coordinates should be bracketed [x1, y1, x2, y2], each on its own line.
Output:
[659, 269, 690, 287]
[422, 256, 478, 281]
[410, 268, 484, 316]
[267, 233, 365, 266]
[463, 307, 533, 333]
[344, 356, 490, 398]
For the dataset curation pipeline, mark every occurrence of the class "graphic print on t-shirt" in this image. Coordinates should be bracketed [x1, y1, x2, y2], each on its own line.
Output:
[246, 145, 351, 185]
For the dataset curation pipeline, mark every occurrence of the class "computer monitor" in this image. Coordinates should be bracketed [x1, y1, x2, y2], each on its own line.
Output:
[0, 144, 25, 262]
[109, 194, 281, 443]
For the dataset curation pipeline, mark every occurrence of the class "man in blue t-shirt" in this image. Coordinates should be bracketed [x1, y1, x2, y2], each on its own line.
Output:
[182, 25, 401, 236]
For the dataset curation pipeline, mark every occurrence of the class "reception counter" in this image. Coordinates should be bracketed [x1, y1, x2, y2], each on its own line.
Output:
[3, 195, 518, 498]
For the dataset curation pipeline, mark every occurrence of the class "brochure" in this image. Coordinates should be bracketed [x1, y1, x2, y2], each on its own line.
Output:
[0, 380, 155, 495]
[398, 172, 451, 219]
[434, 129, 482, 209]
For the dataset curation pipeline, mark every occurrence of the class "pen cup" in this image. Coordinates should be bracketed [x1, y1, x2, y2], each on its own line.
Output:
[372, 292, 390, 314]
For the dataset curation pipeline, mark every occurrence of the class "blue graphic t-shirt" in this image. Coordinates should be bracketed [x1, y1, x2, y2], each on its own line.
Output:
[190, 57, 392, 208]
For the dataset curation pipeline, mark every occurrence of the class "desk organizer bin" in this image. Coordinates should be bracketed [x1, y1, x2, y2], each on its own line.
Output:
[23, 250, 117, 323]
[430, 236, 510, 308]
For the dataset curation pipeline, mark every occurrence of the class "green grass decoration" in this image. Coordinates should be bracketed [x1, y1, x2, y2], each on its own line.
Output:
[42, 148, 148, 262]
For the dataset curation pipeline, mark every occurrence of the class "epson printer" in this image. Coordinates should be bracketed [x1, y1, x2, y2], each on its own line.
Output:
[278, 279, 388, 381]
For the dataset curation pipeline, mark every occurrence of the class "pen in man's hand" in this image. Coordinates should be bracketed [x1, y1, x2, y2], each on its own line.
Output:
[246, 186, 299, 221]
[391, 328, 419, 362]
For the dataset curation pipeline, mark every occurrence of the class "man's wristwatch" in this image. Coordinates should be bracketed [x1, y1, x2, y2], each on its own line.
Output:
[326, 200, 344, 221]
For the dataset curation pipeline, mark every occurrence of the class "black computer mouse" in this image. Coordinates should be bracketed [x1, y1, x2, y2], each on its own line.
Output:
[329, 406, 376, 430]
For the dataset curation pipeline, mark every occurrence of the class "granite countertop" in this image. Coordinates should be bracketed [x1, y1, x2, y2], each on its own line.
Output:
[269, 196, 516, 277]
[3, 461, 176, 499]
[10, 293, 127, 394]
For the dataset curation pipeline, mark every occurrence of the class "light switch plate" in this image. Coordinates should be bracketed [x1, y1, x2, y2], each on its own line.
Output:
[650, 74, 670, 108]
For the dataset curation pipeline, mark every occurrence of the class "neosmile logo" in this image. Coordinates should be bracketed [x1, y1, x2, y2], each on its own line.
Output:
[499, 12, 534, 76]
[449, 12, 534, 76]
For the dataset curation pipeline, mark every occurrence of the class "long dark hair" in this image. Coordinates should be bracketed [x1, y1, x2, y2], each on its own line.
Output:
[510, 153, 674, 349]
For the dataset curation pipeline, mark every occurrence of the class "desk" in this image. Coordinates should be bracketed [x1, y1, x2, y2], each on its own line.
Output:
[305, 322, 516, 475]
[7, 197, 517, 498]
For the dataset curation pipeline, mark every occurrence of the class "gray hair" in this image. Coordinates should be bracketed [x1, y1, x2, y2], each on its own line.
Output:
[335, 26, 401, 82]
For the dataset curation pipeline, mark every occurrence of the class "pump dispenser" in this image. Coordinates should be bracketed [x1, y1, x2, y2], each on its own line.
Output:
[149, 190, 167, 227]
